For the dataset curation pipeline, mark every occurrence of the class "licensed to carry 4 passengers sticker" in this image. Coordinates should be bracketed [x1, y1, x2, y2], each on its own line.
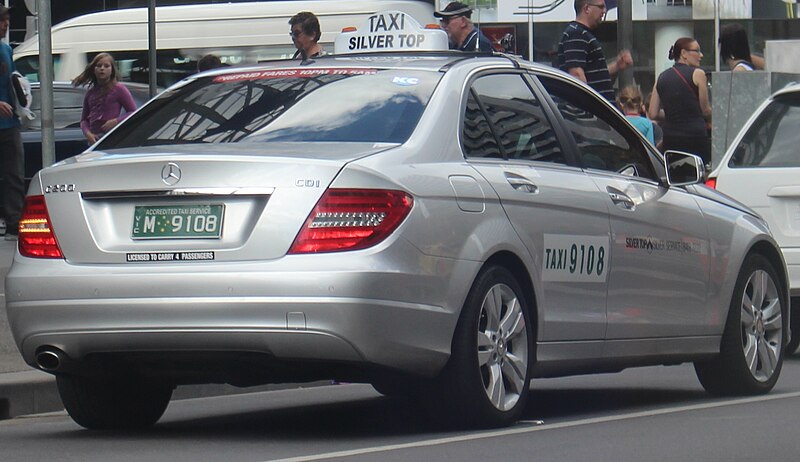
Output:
[126, 252, 215, 262]
[543, 235, 608, 283]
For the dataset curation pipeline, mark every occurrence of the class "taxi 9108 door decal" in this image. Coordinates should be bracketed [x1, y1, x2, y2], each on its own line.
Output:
[543, 234, 608, 283]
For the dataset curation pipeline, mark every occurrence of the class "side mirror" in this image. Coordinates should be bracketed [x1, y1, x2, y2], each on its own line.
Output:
[664, 150, 704, 186]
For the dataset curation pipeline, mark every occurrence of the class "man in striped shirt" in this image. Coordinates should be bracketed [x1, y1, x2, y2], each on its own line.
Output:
[557, 0, 632, 101]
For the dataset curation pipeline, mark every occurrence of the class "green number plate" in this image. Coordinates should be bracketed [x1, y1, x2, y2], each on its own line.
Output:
[132, 204, 224, 239]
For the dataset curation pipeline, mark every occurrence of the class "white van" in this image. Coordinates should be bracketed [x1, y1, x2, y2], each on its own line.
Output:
[14, 0, 435, 87]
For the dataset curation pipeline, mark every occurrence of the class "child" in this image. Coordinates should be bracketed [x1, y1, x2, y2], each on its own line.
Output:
[72, 53, 137, 145]
[618, 85, 655, 146]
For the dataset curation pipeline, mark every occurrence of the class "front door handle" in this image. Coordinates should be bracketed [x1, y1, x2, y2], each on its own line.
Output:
[607, 187, 635, 210]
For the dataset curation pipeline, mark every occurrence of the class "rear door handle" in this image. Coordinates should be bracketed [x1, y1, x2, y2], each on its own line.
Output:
[505, 172, 539, 194]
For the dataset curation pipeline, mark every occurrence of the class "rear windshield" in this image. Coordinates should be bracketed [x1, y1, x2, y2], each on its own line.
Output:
[98, 67, 441, 149]
[729, 93, 800, 168]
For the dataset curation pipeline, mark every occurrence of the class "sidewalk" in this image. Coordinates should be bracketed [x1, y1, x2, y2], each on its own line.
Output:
[0, 238, 56, 419]
[0, 240, 321, 420]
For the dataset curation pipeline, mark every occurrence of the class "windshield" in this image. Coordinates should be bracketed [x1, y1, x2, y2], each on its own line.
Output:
[98, 67, 441, 149]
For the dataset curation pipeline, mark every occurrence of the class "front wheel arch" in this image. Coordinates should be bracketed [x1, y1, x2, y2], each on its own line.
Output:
[695, 252, 787, 395]
[480, 251, 538, 336]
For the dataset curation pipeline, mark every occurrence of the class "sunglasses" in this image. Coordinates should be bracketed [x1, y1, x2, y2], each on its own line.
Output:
[440, 15, 464, 25]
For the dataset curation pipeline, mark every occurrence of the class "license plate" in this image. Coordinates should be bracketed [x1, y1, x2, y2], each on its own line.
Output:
[132, 204, 224, 239]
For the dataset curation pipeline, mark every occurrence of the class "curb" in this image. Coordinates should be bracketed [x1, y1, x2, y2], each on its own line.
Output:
[0, 370, 60, 420]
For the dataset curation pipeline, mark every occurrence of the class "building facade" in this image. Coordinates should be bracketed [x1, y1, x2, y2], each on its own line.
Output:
[9, 0, 800, 96]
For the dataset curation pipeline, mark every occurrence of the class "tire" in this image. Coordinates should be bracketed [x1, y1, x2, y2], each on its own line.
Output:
[787, 297, 800, 355]
[57, 374, 173, 430]
[438, 265, 533, 428]
[695, 254, 787, 395]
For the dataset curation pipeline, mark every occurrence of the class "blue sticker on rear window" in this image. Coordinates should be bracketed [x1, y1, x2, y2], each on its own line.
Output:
[392, 76, 419, 86]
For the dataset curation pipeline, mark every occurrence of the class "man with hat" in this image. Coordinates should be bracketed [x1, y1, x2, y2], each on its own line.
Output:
[0, 5, 24, 241]
[434, 2, 492, 52]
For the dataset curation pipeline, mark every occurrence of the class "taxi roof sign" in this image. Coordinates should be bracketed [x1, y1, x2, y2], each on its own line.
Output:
[334, 11, 449, 54]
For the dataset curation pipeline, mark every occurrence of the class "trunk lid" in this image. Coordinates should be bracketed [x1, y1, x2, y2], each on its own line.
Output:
[38, 143, 395, 264]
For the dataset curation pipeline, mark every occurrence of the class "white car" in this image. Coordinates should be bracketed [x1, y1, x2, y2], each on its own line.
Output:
[706, 84, 800, 352]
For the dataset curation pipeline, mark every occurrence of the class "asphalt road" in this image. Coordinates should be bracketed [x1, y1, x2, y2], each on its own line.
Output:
[3, 357, 800, 462]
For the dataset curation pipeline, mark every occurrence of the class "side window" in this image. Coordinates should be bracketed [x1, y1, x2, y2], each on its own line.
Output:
[730, 95, 800, 168]
[463, 73, 565, 164]
[538, 76, 657, 180]
[14, 54, 62, 82]
[463, 90, 502, 159]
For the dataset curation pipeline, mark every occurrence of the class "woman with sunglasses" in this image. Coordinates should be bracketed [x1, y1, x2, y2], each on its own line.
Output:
[647, 37, 712, 167]
[288, 11, 326, 61]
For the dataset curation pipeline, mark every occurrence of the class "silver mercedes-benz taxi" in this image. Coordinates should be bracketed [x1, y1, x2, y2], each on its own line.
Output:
[6, 12, 790, 430]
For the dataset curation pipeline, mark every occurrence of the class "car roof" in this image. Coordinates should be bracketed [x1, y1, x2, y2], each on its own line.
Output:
[190, 52, 547, 79]
[771, 82, 800, 98]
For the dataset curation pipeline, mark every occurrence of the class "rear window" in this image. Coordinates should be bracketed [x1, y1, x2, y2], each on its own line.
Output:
[98, 67, 441, 149]
[729, 93, 800, 168]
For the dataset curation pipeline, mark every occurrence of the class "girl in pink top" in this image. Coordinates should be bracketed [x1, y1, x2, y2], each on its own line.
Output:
[72, 53, 137, 144]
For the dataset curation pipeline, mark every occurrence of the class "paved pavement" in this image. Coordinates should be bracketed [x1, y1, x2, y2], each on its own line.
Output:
[0, 237, 56, 419]
[0, 239, 321, 420]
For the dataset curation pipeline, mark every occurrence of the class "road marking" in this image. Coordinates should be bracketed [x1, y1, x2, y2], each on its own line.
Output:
[262, 390, 800, 462]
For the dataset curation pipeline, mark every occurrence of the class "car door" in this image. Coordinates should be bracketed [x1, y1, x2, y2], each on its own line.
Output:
[537, 75, 712, 339]
[463, 71, 610, 342]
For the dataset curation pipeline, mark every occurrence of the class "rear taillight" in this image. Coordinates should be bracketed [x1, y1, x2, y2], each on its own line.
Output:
[705, 177, 717, 189]
[19, 195, 63, 259]
[289, 189, 413, 254]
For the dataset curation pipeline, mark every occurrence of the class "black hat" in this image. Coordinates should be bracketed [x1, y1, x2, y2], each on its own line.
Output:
[0, 5, 11, 17]
[433, 2, 472, 19]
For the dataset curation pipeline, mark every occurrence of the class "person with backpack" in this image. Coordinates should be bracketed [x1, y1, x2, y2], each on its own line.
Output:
[0, 5, 25, 241]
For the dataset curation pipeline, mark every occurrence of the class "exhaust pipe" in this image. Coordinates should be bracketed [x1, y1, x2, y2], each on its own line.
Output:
[36, 348, 64, 372]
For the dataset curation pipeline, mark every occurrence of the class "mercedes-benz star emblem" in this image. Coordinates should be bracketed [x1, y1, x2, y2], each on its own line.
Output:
[161, 162, 181, 186]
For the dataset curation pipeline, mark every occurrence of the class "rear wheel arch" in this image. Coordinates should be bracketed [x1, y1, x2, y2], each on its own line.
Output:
[439, 261, 536, 427]
[481, 251, 538, 335]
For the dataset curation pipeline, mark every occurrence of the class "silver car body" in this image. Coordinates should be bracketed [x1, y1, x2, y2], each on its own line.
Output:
[8, 55, 785, 375]
[5, 12, 790, 427]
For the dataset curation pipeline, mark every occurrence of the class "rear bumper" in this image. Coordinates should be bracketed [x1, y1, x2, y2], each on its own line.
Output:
[6, 242, 476, 379]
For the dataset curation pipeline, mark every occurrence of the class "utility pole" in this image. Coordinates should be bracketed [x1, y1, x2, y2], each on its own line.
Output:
[617, 0, 633, 88]
[148, 0, 157, 97]
[37, 0, 54, 168]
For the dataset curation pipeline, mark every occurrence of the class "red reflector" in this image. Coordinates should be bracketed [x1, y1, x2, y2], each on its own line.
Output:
[289, 189, 413, 254]
[19, 195, 64, 259]
[705, 178, 717, 189]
